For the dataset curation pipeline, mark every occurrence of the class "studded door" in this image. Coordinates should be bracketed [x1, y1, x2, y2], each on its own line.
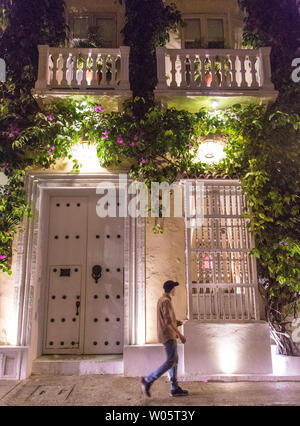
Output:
[44, 197, 88, 353]
[44, 193, 124, 355]
[83, 194, 124, 354]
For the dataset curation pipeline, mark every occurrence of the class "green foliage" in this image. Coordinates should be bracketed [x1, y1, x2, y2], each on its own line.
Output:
[0, 170, 31, 274]
[238, 0, 300, 104]
[0, 0, 67, 98]
[122, 0, 182, 117]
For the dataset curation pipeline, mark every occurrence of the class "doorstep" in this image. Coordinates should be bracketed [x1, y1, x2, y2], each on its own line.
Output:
[178, 374, 300, 382]
[31, 354, 124, 376]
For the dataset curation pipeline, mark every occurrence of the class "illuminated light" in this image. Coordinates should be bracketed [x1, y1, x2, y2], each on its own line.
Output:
[71, 142, 102, 172]
[218, 342, 238, 374]
[211, 100, 218, 109]
[192, 140, 226, 165]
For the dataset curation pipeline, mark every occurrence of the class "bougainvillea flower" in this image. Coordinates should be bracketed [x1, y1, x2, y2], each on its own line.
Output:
[130, 142, 135, 147]
[284, 242, 289, 246]
[134, 135, 138, 141]
[0, 255, 7, 260]
[117, 137, 124, 144]
[51, 146, 55, 151]
[102, 130, 110, 139]
[141, 158, 147, 164]
[93, 105, 104, 113]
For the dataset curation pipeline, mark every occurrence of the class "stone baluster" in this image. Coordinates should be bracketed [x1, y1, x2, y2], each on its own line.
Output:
[170, 53, 178, 88]
[111, 55, 117, 87]
[189, 54, 197, 88]
[61, 52, 68, 87]
[239, 52, 248, 89]
[229, 54, 238, 88]
[219, 56, 226, 88]
[210, 55, 218, 89]
[200, 55, 206, 89]
[179, 53, 187, 88]
[90, 52, 98, 88]
[51, 52, 59, 88]
[71, 53, 79, 87]
[248, 54, 259, 88]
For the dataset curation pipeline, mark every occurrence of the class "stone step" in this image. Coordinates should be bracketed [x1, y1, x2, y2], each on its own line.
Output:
[32, 355, 124, 376]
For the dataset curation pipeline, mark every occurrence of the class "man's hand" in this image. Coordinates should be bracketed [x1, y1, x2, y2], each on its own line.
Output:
[179, 334, 186, 344]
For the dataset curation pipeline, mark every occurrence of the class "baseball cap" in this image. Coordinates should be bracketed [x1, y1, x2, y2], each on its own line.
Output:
[163, 280, 179, 293]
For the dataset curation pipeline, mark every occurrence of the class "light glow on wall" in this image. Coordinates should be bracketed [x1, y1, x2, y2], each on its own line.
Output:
[71, 142, 102, 172]
[218, 342, 238, 374]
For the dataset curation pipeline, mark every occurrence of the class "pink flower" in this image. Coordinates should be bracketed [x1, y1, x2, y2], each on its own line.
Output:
[134, 135, 138, 141]
[130, 142, 135, 147]
[0, 255, 7, 260]
[284, 242, 289, 246]
[277, 160, 282, 164]
[102, 130, 110, 140]
[141, 158, 147, 164]
[156, 164, 162, 169]
[51, 146, 55, 151]
[9, 133, 14, 138]
[279, 241, 282, 245]
[48, 152, 53, 156]
[117, 137, 124, 145]
[48, 113, 55, 120]
[94, 104, 104, 113]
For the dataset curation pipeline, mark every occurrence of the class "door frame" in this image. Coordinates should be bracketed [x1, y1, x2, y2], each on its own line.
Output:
[13, 171, 146, 363]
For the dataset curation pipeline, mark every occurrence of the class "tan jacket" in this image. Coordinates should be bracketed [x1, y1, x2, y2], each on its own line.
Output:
[157, 293, 178, 343]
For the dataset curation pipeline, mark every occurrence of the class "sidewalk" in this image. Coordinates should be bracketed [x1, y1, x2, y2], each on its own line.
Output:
[1, 374, 300, 406]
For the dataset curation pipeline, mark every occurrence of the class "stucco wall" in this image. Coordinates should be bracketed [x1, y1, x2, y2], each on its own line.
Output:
[145, 217, 187, 343]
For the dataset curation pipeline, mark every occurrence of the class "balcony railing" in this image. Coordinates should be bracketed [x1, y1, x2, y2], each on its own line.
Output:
[34, 45, 130, 93]
[156, 46, 275, 94]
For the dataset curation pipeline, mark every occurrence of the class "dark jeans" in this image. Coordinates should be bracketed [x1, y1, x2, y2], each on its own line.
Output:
[145, 339, 178, 390]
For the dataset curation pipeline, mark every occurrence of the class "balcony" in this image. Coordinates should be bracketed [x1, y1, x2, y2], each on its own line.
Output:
[155, 46, 278, 110]
[33, 45, 131, 98]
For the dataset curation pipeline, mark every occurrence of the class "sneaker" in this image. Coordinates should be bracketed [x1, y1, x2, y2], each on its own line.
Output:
[170, 386, 189, 397]
[141, 377, 151, 397]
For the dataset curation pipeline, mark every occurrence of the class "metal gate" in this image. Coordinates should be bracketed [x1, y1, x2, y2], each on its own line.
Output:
[185, 180, 259, 321]
[43, 194, 124, 354]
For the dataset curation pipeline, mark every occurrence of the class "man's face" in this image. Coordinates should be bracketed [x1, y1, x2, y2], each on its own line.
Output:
[170, 287, 176, 297]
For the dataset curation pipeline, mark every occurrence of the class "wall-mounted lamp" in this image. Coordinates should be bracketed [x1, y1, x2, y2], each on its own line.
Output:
[192, 139, 226, 164]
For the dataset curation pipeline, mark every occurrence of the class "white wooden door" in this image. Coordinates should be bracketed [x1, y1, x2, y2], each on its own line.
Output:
[83, 194, 124, 354]
[43, 193, 124, 354]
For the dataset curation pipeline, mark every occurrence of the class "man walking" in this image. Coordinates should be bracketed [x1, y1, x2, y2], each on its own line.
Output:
[141, 280, 188, 397]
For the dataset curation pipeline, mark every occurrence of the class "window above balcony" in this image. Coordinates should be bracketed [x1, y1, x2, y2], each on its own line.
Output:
[68, 13, 118, 48]
[183, 15, 226, 49]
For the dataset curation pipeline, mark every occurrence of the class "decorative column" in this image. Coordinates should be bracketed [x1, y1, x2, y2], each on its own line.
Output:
[259, 47, 275, 91]
[35, 45, 49, 90]
[156, 47, 168, 90]
[119, 46, 130, 90]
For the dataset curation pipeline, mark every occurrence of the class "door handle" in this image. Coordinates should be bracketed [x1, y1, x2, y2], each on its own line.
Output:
[76, 301, 80, 316]
[92, 265, 102, 283]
